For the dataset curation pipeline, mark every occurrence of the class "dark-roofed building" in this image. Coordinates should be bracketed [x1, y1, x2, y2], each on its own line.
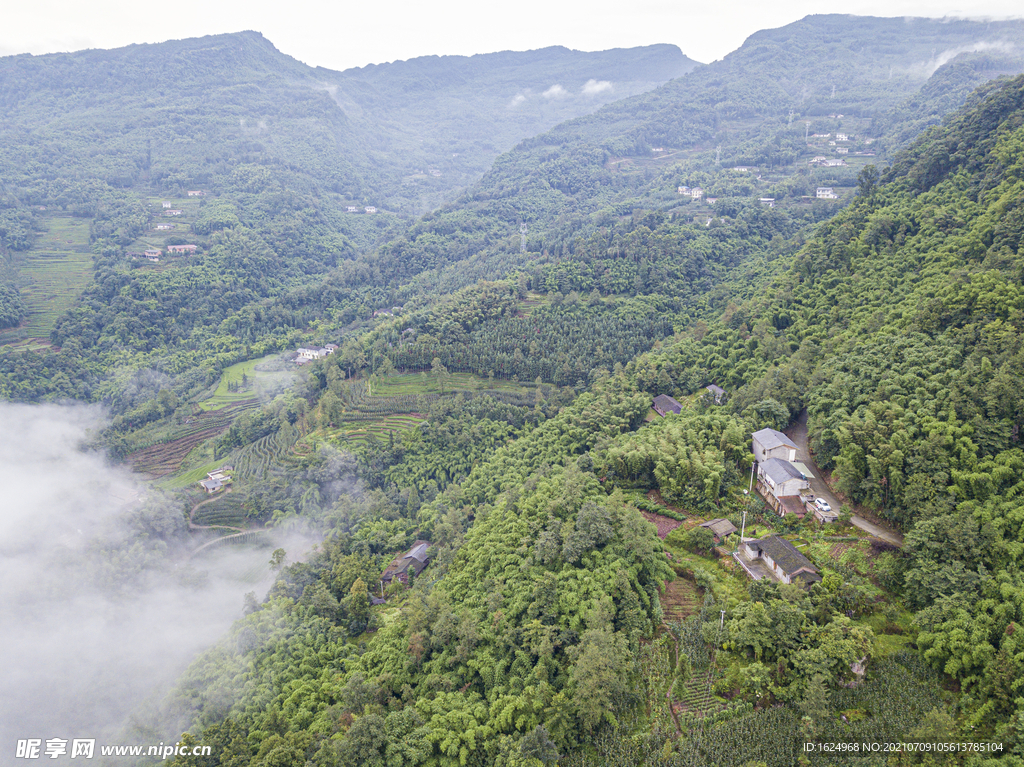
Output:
[743, 536, 821, 586]
[700, 518, 738, 543]
[752, 428, 797, 463]
[652, 394, 683, 417]
[199, 477, 222, 494]
[381, 540, 431, 586]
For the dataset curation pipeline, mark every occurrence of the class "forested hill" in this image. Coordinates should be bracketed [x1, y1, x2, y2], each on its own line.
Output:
[358, 15, 1024, 288]
[156, 75, 1024, 766]
[0, 32, 695, 214]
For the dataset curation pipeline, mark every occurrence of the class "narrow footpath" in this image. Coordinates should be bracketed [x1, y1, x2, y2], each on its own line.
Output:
[786, 411, 903, 546]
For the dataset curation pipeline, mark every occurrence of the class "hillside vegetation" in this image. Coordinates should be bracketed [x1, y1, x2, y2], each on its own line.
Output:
[4, 17, 1024, 767]
[155, 73, 1024, 767]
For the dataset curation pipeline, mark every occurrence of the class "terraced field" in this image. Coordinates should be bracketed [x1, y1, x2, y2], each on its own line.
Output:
[328, 413, 427, 447]
[192, 492, 248, 529]
[660, 577, 702, 623]
[128, 399, 258, 477]
[233, 422, 303, 480]
[516, 292, 551, 317]
[371, 371, 531, 396]
[0, 214, 92, 346]
[673, 670, 727, 718]
[198, 353, 296, 411]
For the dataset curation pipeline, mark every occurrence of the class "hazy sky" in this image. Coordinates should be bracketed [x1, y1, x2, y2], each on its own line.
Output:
[2, 0, 1022, 71]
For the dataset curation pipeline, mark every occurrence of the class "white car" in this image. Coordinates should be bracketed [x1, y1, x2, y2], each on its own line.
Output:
[814, 498, 832, 513]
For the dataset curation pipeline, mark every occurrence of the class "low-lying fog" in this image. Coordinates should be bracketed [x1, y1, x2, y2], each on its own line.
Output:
[0, 402, 308, 758]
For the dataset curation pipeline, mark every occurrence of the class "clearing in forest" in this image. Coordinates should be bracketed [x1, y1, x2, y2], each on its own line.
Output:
[1, 213, 92, 346]
[641, 511, 683, 539]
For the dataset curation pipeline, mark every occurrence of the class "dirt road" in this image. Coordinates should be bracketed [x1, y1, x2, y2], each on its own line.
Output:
[786, 412, 903, 546]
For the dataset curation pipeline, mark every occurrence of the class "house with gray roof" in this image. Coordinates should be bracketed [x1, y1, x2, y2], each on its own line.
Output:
[758, 458, 808, 497]
[755, 457, 811, 517]
[652, 394, 683, 417]
[705, 384, 726, 404]
[700, 518, 738, 543]
[752, 428, 797, 463]
[199, 477, 223, 494]
[381, 540, 431, 586]
[743, 536, 821, 586]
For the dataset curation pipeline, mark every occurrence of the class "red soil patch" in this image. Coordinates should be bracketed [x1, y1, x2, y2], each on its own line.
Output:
[642, 511, 683, 539]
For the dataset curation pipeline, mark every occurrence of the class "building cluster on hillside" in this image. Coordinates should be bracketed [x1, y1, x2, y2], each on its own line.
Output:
[130, 244, 198, 262]
[295, 344, 338, 365]
[752, 428, 837, 522]
[199, 465, 233, 494]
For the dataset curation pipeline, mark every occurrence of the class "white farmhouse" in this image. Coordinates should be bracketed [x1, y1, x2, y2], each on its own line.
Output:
[752, 427, 797, 463]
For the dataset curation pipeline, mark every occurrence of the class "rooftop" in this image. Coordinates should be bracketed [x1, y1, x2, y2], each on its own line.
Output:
[752, 427, 797, 451]
[653, 394, 683, 415]
[761, 457, 805, 484]
[700, 518, 738, 537]
[747, 535, 818, 577]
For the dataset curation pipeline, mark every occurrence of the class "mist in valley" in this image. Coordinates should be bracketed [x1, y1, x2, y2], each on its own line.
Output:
[0, 402, 310, 758]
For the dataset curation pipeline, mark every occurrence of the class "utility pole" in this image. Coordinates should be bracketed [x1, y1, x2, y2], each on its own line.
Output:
[519, 223, 527, 253]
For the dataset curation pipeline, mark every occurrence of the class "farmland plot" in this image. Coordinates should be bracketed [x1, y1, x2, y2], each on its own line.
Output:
[1, 214, 92, 346]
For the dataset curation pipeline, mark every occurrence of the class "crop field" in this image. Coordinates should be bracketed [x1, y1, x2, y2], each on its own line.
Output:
[232, 422, 303, 480]
[673, 671, 726, 718]
[690, 707, 801, 767]
[128, 399, 258, 477]
[370, 371, 531, 397]
[641, 511, 683, 539]
[326, 413, 426, 447]
[660, 577, 702, 624]
[192, 492, 248, 528]
[199, 353, 295, 411]
[0, 214, 92, 346]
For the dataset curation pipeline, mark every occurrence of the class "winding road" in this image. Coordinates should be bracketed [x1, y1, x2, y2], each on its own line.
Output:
[786, 411, 904, 547]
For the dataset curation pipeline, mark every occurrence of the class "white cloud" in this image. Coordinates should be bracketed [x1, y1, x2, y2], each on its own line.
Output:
[542, 84, 569, 99]
[509, 92, 528, 108]
[582, 78, 613, 95]
[0, 403, 312, 750]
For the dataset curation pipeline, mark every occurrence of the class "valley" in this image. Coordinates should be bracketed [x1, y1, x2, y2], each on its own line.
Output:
[2, 15, 1024, 766]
